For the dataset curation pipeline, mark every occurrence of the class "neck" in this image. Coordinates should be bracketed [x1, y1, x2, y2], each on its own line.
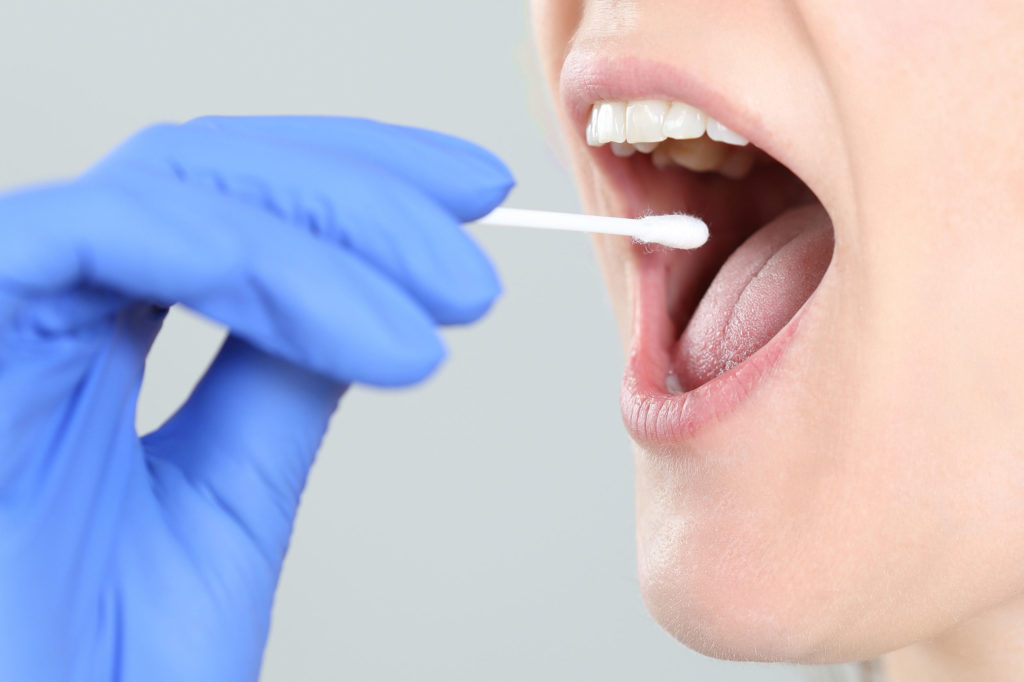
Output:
[883, 596, 1024, 682]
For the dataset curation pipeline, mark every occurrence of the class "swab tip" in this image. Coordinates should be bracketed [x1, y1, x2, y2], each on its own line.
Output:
[634, 213, 709, 250]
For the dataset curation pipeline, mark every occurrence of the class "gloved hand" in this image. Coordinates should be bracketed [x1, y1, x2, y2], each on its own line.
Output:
[0, 116, 513, 682]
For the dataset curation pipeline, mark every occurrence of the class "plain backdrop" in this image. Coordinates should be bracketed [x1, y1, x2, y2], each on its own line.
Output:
[0, 2, 851, 680]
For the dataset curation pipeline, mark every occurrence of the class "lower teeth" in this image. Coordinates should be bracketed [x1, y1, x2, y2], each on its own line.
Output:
[623, 137, 758, 179]
[610, 142, 636, 157]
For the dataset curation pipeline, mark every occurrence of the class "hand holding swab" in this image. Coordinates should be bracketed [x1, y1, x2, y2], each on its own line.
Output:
[475, 207, 708, 250]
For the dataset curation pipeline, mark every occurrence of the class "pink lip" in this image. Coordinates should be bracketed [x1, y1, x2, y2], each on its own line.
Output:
[621, 245, 811, 450]
[559, 52, 818, 450]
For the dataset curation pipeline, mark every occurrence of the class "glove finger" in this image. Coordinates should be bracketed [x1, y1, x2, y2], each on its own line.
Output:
[0, 176, 445, 387]
[89, 121, 508, 325]
[142, 334, 345, 573]
[183, 115, 514, 221]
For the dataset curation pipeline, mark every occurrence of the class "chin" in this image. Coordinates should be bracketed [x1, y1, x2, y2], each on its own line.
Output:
[628, 410, 864, 665]
[634, 470, 849, 665]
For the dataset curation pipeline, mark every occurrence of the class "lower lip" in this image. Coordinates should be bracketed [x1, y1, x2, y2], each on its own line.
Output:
[621, 246, 810, 449]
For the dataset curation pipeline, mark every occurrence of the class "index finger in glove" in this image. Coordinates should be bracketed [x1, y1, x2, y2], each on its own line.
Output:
[185, 116, 514, 222]
[87, 120, 512, 325]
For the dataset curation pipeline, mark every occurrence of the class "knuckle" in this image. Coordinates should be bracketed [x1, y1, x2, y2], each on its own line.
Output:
[182, 115, 225, 131]
[75, 177, 148, 226]
[89, 123, 184, 181]
[123, 122, 180, 156]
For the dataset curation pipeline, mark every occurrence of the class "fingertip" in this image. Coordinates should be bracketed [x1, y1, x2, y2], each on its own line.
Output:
[400, 126, 516, 221]
[417, 330, 448, 382]
[445, 148, 515, 222]
[466, 145, 516, 197]
[455, 290, 501, 326]
[416, 217, 503, 325]
[374, 327, 448, 387]
[437, 259, 502, 326]
[456, 169, 517, 222]
[339, 275, 449, 387]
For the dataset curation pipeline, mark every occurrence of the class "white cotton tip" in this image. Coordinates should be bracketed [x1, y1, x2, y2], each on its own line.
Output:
[632, 214, 709, 250]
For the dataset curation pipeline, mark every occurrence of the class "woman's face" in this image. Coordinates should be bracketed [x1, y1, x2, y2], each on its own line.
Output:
[531, 0, 1024, 666]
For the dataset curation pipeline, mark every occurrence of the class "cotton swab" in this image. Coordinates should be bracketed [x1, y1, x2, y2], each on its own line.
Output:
[475, 207, 708, 250]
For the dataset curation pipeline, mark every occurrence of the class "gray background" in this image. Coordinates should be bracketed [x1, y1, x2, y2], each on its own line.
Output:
[0, 1, 841, 680]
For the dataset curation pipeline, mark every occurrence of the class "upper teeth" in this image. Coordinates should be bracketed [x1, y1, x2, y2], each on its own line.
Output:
[586, 99, 748, 147]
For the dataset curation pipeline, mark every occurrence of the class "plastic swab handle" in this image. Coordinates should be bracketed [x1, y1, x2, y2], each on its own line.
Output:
[476, 207, 708, 250]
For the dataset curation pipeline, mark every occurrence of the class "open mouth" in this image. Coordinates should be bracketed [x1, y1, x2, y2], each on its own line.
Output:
[570, 82, 836, 443]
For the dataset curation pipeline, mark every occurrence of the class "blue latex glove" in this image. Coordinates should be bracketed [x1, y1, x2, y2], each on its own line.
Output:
[0, 116, 513, 681]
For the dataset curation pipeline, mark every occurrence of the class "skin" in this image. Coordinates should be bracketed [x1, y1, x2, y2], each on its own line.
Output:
[530, 1, 1024, 680]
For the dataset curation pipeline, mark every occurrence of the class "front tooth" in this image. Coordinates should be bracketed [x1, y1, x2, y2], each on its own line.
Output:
[632, 141, 659, 154]
[625, 100, 669, 143]
[663, 102, 706, 140]
[706, 117, 748, 146]
[586, 105, 600, 146]
[595, 102, 627, 144]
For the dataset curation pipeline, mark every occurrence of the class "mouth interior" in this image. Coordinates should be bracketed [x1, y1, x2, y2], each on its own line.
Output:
[617, 145, 833, 392]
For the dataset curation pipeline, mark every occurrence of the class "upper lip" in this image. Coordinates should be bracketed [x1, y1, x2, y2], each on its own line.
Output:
[559, 51, 798, 186]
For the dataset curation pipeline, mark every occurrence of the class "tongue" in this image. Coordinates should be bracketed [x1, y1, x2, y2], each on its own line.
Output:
[674, 202, 833, 390]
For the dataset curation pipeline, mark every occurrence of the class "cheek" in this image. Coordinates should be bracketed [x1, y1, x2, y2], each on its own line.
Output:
[530, 0, 583, 72]
[590, 235, 632, 348]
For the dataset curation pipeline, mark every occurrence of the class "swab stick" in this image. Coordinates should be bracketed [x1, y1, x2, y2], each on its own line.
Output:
[476, 207, 708, 250]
